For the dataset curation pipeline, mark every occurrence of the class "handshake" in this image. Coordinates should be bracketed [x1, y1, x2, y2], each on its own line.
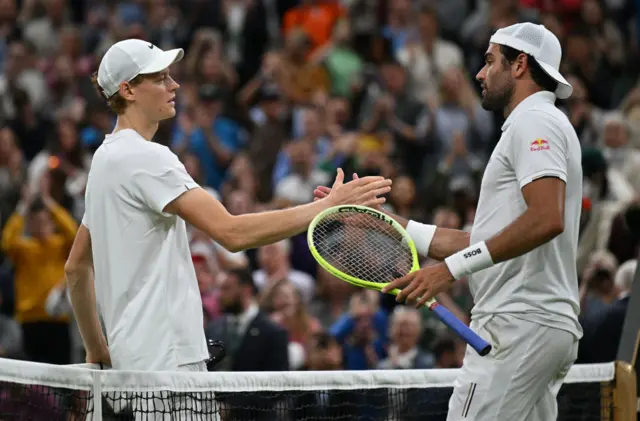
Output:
[315, 169, 392, 208]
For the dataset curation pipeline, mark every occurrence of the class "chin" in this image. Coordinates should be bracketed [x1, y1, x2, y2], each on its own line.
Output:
[159, 107, 177, 120]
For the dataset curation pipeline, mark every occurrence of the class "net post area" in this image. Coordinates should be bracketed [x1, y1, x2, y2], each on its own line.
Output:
[0, 357, 635, 421]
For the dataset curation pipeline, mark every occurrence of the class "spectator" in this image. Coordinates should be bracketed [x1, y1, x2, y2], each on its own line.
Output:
[205, 267, 289, 372]
[579, 250, 619, 318]
[253, 240, 316, 304]
[1, 177, 77, 365]
[274, 140, 332, 206]
[330, 291, 387, 370]
[578, 259, 636, 363]
[433, 335, 465, 369]
[358, 57, 432, 180]
[378, 306, 435, 369]
[261, 279, 322, 369]
[27, 117, 91, 220]
[283, 0, 346, 55]
[396, 4, 464, 106]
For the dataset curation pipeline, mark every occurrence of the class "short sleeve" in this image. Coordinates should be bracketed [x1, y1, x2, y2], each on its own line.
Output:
[130, 147, 199, 215]
[507, 110, 568, 189]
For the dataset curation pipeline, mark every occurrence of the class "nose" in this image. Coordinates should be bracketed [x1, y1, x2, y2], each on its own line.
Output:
[168, 76, 179, 91]
[476, 66, 486, 83]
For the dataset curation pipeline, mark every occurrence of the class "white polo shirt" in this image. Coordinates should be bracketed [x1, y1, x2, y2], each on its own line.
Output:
[82, 129, 209, 370]
[469, 91, 583, 340]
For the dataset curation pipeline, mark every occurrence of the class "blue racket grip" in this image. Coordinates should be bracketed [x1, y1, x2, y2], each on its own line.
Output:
[430, 302, 492, 356]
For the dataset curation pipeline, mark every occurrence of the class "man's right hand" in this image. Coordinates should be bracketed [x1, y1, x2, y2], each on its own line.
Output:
[325, 169, 391, 208]
[86, 347, 111, 367]
[317, 172, 387, 210]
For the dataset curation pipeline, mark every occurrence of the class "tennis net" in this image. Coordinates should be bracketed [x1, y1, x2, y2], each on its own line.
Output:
[0, 358, 630, 421]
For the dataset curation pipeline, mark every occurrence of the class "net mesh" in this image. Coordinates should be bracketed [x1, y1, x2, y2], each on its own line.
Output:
[0, 359, 617, 421]
[312, 209, 414, 284]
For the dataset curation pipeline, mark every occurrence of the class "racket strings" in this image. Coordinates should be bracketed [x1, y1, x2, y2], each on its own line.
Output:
[312, 212, 414, 284]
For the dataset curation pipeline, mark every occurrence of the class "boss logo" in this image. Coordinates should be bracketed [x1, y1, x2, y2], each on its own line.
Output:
[464, 249, 482, 259]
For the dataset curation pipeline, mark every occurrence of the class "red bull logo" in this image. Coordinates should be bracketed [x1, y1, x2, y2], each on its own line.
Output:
[530, 138, 550, 151]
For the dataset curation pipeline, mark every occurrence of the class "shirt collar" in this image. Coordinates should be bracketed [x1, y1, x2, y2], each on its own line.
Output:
[236, 301, 259, 332]
[501, 91, 556, 132]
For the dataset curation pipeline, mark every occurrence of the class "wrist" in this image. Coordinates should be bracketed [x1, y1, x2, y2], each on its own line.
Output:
[444, 241, 494, 280]
[406, 220, 436, 256]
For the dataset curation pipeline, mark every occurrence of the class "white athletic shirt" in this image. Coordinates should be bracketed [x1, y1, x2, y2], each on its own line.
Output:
[470, 92, 583, 340]
[82, 129, 209, 370]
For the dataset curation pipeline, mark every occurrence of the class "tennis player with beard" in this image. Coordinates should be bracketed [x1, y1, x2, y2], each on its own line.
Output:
[63, 39, 391, 375]
[315, 23, 582, 421]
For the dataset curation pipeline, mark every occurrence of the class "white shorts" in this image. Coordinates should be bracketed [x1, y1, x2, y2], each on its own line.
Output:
[446, 314, 578, 421]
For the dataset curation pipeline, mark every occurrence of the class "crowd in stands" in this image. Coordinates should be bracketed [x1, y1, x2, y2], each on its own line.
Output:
[0, 0, 639, 374]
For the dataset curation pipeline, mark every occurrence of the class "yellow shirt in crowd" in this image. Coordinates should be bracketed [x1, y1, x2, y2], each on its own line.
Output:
[1, 203, 77, 323]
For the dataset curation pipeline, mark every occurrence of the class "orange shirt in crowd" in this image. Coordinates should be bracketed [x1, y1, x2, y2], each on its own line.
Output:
[283, 1, 346, 53]
[1, 203, 77, 323]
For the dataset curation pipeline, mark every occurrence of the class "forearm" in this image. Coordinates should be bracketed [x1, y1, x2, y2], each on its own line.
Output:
[45, 199, 78, 241]
[1, 213, 25, 253]
[378, 211, 470, 260]
[228, 199, 330, 251]
[66, 266, 108, 355]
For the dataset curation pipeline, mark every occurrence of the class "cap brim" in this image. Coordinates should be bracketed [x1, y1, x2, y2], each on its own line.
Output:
[139, 48, 184, 75]
[537, 61, 572, 100]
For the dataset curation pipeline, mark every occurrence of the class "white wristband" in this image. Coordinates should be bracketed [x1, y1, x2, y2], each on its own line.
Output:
[406, 220, 437, 257]
[444, 241, 494, 280]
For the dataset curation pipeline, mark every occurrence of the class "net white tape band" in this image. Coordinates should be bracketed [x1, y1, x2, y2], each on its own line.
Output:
[0, 358, 616, 393]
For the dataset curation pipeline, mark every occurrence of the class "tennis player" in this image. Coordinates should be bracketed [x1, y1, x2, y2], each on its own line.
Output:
[64, 39, 392, 374]
[315, 23, 582, 421]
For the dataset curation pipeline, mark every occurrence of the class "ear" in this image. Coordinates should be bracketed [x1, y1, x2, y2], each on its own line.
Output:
[512, 53, 529, 78]
[119, 82, 136, 101]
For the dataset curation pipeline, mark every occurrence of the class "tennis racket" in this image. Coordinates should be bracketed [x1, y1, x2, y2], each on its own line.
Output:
[307, 204, 492, 356]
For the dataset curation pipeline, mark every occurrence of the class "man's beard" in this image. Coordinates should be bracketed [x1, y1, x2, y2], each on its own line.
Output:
[480, 81, 514, 112]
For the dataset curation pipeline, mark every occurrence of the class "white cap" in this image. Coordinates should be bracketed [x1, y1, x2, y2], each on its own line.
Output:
[490, 23, 572, 99]
[97, 39, 184, 98]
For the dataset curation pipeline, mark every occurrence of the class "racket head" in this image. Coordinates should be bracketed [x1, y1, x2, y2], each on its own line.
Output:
[307, 205, 420, 295]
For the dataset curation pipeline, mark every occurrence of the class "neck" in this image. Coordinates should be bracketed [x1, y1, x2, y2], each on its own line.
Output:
[504, 86, 543, 119]
[421, 36, 435, 52]
[113, 110, 159, 141]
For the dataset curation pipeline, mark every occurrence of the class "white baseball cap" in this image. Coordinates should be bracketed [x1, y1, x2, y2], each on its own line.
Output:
[97, 39, 184, 98]
[489, 22, 572, 99]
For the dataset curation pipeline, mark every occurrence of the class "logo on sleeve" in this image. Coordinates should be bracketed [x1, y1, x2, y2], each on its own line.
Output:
[530, 139, 550, 152]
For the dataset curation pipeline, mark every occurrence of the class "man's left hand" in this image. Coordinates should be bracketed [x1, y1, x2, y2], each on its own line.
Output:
[382, 262, 454, 307]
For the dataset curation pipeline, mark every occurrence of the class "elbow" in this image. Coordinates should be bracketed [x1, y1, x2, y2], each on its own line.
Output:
[223, 238, 245, 254]
[64, 262, 78, 286]
[545, 218, 564, 239]
[215, 221, 246, 253]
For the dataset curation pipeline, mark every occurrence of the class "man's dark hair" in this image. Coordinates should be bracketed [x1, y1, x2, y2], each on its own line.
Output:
[28, 197, 47, 215]
[500, 45, 558, 94]
[433, 336, 457, 359]
[228, 267, 258, 295]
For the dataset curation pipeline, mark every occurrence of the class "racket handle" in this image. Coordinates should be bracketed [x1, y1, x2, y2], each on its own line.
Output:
[429, 302, 492, 357]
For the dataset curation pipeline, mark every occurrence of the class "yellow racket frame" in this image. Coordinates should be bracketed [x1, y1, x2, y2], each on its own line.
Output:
[307, 205, 421, 297]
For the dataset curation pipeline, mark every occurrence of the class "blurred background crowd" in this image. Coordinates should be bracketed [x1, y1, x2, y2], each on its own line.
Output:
[0, 0, 639, 375]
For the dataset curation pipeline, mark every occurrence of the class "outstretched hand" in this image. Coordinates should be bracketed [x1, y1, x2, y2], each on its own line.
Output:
[314, 173, 386, 210]
[323, 169, 392, 208]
